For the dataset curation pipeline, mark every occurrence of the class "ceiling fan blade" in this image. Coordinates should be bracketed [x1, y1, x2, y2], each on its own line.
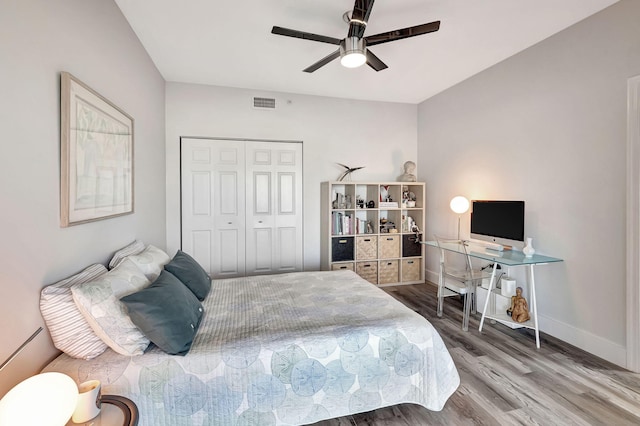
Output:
[365, 21, 440, 46]
[271, 26, 341, 45]
[365, 50, 388, 72]
[348, 0, 375, 39]
[303, 49, 340, 73]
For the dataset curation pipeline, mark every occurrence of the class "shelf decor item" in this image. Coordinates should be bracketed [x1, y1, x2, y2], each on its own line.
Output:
[336, 163, 364, 181]
[398, 161, 417, 182]
[523, 237, 536, 258]
[60, 72, 134, 227]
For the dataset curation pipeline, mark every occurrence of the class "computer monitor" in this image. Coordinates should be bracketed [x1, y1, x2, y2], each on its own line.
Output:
[470, 200, 525, 249]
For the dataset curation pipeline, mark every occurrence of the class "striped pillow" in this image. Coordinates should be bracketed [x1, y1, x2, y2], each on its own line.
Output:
[40, 264, 109, 359]
[108, 240, 145, 269]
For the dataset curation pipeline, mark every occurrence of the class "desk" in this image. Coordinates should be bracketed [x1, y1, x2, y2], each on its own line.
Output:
[424, 240, 563, 348]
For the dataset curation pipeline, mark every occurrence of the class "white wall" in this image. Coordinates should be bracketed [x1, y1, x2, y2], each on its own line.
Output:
[166, 83, 417, 269]
[417, 0, 640, 366]
[0, 0, 166, 396]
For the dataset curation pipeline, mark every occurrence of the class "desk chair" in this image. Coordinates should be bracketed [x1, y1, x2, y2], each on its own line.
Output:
[434, 235, 490, 331]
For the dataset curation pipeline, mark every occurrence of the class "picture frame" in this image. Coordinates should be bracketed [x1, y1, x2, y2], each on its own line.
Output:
[60, 72, 134, 227]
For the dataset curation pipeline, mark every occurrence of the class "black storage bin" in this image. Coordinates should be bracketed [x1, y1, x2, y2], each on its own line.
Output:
[402, 233, 423, 257]
[332, 236, 354, 262]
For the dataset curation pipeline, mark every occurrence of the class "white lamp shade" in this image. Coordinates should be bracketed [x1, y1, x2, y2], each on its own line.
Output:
[450, 196, 470, 214]
[0, 372, 78, 426]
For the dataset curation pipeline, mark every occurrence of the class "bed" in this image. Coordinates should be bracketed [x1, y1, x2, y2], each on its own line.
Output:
[43, 269, 459, 425]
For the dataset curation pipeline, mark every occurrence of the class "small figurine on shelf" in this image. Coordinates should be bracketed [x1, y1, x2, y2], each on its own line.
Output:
[356, 197, 364, 209]
[398, 161, 417, 182]
[506, 287, 531, 323]
[367, 200, 375, 209]
[366, 220, 373, 234]
[380, 185, 391, 202]
[337, 163, 364, 181]
[401, 186, 417, 208]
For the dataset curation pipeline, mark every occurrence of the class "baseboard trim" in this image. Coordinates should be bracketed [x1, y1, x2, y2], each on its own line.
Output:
[537, 314, 626, 368]
[425, 267, 627, 368]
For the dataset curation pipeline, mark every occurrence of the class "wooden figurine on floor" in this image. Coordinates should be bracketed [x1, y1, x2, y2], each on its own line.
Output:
[507, 286, 531, 323]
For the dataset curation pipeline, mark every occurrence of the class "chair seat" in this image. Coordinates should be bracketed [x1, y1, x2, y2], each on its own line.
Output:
[434, 235, 493, 332]
[442, 269, 491, 295]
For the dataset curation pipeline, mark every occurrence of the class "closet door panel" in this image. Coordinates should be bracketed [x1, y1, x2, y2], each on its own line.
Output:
[182, 138, 245, 278]
[182, 138, 301, 278]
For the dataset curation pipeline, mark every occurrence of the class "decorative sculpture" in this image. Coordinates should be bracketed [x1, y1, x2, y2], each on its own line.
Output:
[337, 163, 364, 181]
[398, 161, 417, 182]
[507, 287, 531, 323]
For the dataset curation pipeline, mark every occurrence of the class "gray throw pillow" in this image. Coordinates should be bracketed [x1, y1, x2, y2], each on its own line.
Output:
[164, 250, 211, 301]
[121, 270, 204, 355]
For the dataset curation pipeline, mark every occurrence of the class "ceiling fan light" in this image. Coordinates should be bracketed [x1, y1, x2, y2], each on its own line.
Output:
[340, 37, 366, 68]
[341, 52, 366, 68]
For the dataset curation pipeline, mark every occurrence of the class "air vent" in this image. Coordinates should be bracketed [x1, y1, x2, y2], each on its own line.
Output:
[253, 97, 276, 110]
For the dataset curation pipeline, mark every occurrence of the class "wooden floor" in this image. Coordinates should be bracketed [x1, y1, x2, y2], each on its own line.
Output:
[313, 283, 640, 426]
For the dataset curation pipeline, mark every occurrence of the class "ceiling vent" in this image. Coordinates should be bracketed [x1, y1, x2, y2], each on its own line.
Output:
[253, 97, 276, 110]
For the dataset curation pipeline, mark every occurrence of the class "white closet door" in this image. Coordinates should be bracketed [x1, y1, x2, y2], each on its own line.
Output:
[181, 138, 302, 278]
[181, 138, 246, 278]
[245, 141, 303, 274]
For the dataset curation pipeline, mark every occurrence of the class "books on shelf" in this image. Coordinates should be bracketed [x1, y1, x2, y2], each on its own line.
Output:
[332, 212, 354, 235]
[332, 212, 374, 235]
[379, 201, 398, 208]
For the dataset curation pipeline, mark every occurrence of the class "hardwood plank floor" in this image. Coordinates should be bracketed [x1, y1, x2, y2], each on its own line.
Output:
[313, 283, 640, 426]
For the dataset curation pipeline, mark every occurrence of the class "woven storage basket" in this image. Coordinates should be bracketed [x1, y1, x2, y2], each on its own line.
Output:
[356, 236, 377, 260]
[401, 258, 421, 282]
[331, 262, 354, 271]
[379, 260, 399, 284]
[378, 235, 400, 259]
[356, 262, 378, 284]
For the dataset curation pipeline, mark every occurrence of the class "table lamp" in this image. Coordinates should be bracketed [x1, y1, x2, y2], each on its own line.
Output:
[450, 196, 470, 240]
[0, 327, 79, 425]
[0, 372, 78, 425]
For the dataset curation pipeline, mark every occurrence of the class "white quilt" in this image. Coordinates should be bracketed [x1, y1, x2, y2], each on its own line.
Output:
[44, 270, 459, 425]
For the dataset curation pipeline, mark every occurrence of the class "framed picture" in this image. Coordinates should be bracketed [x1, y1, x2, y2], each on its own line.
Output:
[60, 72, 134, 227]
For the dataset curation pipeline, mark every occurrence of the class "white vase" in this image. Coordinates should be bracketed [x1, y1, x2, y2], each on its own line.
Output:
[523, 237, 535, 258]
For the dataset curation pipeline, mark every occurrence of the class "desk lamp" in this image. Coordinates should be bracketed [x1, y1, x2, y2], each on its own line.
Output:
[450, 196, 470, 240]
[0, 328, 79, 425]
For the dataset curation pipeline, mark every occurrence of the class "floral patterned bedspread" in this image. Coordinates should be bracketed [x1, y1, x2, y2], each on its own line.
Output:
[44, 270, 459, 425]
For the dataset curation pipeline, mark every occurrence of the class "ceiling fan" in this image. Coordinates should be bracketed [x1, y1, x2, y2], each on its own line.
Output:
[271, 0, 440, 73]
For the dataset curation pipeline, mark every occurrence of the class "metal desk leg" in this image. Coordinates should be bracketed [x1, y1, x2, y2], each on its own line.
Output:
[437, 261, 444, 317]
[530, 264, 540, 349]
[479, 262, 498, 332]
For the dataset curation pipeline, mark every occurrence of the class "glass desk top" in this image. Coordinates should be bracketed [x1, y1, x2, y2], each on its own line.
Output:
[423, 240, 563, 266]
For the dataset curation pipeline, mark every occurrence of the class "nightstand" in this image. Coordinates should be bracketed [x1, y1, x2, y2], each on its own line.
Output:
[67, 395, 138, 426]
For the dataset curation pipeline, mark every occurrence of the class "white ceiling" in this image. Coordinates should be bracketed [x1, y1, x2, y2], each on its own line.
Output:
[114, 0, 619, 104]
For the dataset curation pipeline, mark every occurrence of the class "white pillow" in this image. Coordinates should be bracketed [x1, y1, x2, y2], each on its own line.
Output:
[40, 264, 109, 359]
[126, 245, 170, 281]
[72, 259, 151, 356]
[108, 240, 145, 269]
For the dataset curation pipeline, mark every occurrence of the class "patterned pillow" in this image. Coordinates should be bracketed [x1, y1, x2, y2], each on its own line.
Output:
[108, 240, 145, 269]
[72, 259, 151, 356]
[126, 245, 170, 281]
[40, 264, 109, 359]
